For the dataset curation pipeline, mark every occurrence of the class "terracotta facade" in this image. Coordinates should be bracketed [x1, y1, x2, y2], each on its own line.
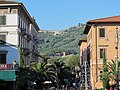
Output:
[82, 16, 120, 90]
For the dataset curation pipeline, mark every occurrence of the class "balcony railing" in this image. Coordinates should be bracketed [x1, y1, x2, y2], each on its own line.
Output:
[32, 49, 39, 56]
[22, 48, 31, 56]
[32, 36, 38, 44]
[20, 28, 26, 36]
[26, 34, 32, 41]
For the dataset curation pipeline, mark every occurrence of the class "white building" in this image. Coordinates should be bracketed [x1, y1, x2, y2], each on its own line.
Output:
[0, 0, 40, 66]
[0, 1, 40, 89]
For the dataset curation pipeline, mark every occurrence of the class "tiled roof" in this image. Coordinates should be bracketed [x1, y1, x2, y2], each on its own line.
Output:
[84, 16, 120, 34]
[78, 37, 87, 45]
[88, 15, 120, 23]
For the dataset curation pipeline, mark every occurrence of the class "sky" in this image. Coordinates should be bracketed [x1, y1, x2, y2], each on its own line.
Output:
[19, 0, 120, 30]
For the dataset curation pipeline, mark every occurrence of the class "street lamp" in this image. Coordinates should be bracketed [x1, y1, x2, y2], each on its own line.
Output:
[73, 82, 77, 89]
[75, 66, 80, 90]
[115, 26, 119, 90]
[33, 82, 36, 90]
[75, 66, 80, 78]
[44, 81, 52, 90]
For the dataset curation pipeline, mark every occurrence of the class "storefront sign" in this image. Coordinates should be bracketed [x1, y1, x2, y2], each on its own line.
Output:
[0, 64, 11, 70]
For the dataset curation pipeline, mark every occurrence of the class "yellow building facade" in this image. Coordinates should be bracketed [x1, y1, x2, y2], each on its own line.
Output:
[83, 16, 120, 90]
[79, 38, 87, 65]
[79, 38, 92, 90]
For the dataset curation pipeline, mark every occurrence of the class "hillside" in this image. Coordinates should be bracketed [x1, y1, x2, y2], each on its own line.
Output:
[37, 25, 85, 55]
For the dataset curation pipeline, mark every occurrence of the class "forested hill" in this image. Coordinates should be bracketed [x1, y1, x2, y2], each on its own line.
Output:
[37, 24, 85, 56]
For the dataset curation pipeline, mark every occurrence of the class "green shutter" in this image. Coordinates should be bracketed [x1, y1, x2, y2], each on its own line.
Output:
[0, 16, 6, 25]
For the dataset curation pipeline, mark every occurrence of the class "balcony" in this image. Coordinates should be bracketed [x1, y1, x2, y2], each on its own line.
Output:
[32, 36, 38, 44]
[20, 28, 26, 36]
[26, 34, 32, 41]
[22, 48, 31, 56]
[32, 49, 39, 56]
[34, 38, 37, 44]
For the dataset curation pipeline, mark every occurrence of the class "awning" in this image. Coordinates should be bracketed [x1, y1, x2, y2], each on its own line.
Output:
[0, 51, 8, 54]
[0, 70, 16, 81]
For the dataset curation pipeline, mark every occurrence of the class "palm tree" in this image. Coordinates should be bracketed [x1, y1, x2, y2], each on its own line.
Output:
[18, 67, 34, 90]
[30, 62, 57, 89]
[18, 62, 57, 90]
[54, 61, 72, 89]
[100, 52, 120, 90]
[107, 60, 120, 80]
[101, 51, 109, 90]
[99, 51, 120, 90]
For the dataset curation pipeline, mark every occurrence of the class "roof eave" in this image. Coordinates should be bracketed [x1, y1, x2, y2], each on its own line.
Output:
[83, 21, 120, 34]
[0, 3, 40, 31]
[20, 4, 40, 31]
[83, 24, 92, 34]
[78, 39, 87, 46]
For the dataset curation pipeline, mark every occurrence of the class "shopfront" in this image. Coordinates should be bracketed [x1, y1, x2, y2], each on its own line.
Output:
[0, 64, 16, 90]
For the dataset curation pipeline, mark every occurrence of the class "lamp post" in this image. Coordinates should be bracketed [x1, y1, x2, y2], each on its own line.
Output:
[33, 82, 36, 90]
[75, 66, 80, 90]
[115, 26, 119, 90]
[73, 82, 76, 90]
[85, 61, 88, 90]
[44, 81, 52, 90]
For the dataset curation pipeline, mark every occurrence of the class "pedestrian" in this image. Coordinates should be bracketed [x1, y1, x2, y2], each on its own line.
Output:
[65, 84, 69, 90]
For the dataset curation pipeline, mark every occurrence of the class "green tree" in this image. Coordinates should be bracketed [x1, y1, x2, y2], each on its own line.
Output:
[30, 62, 57, 89]
[64, 55, 80, 72]
[19, 45, 24, 68]
[18, 67, 34, 90]
[54, 61, 72, 89]
[107, 60, 120, 80]
[101, 60, 120, 90]
[18, 62, 57, 90]
[101, 51, 109, 90]
[37, 25, 85, 55]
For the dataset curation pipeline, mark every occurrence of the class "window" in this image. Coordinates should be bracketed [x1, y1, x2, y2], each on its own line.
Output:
[87, 45, 91, 61]
[100, 71, 102, 80]
[0, 35, 6, 44]
[99, 28, 105, 37]
[100, 48, 106, 58]
[0, 53, 6, 64]
[0, 16, 6, 25]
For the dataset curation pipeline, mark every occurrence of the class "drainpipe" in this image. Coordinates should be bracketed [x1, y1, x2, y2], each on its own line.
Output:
[115, 26, 119, 90]
[94, 23, 98, 83]
[85, 61, 88, 90]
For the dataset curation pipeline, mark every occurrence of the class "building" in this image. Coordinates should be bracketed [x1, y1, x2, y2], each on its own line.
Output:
[78, 38, 91, 90]
[0, 0, 40, 90]
[83, 15, 120, 90]
[79, 38, 87, 66]
[38, 30, 64, 36]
